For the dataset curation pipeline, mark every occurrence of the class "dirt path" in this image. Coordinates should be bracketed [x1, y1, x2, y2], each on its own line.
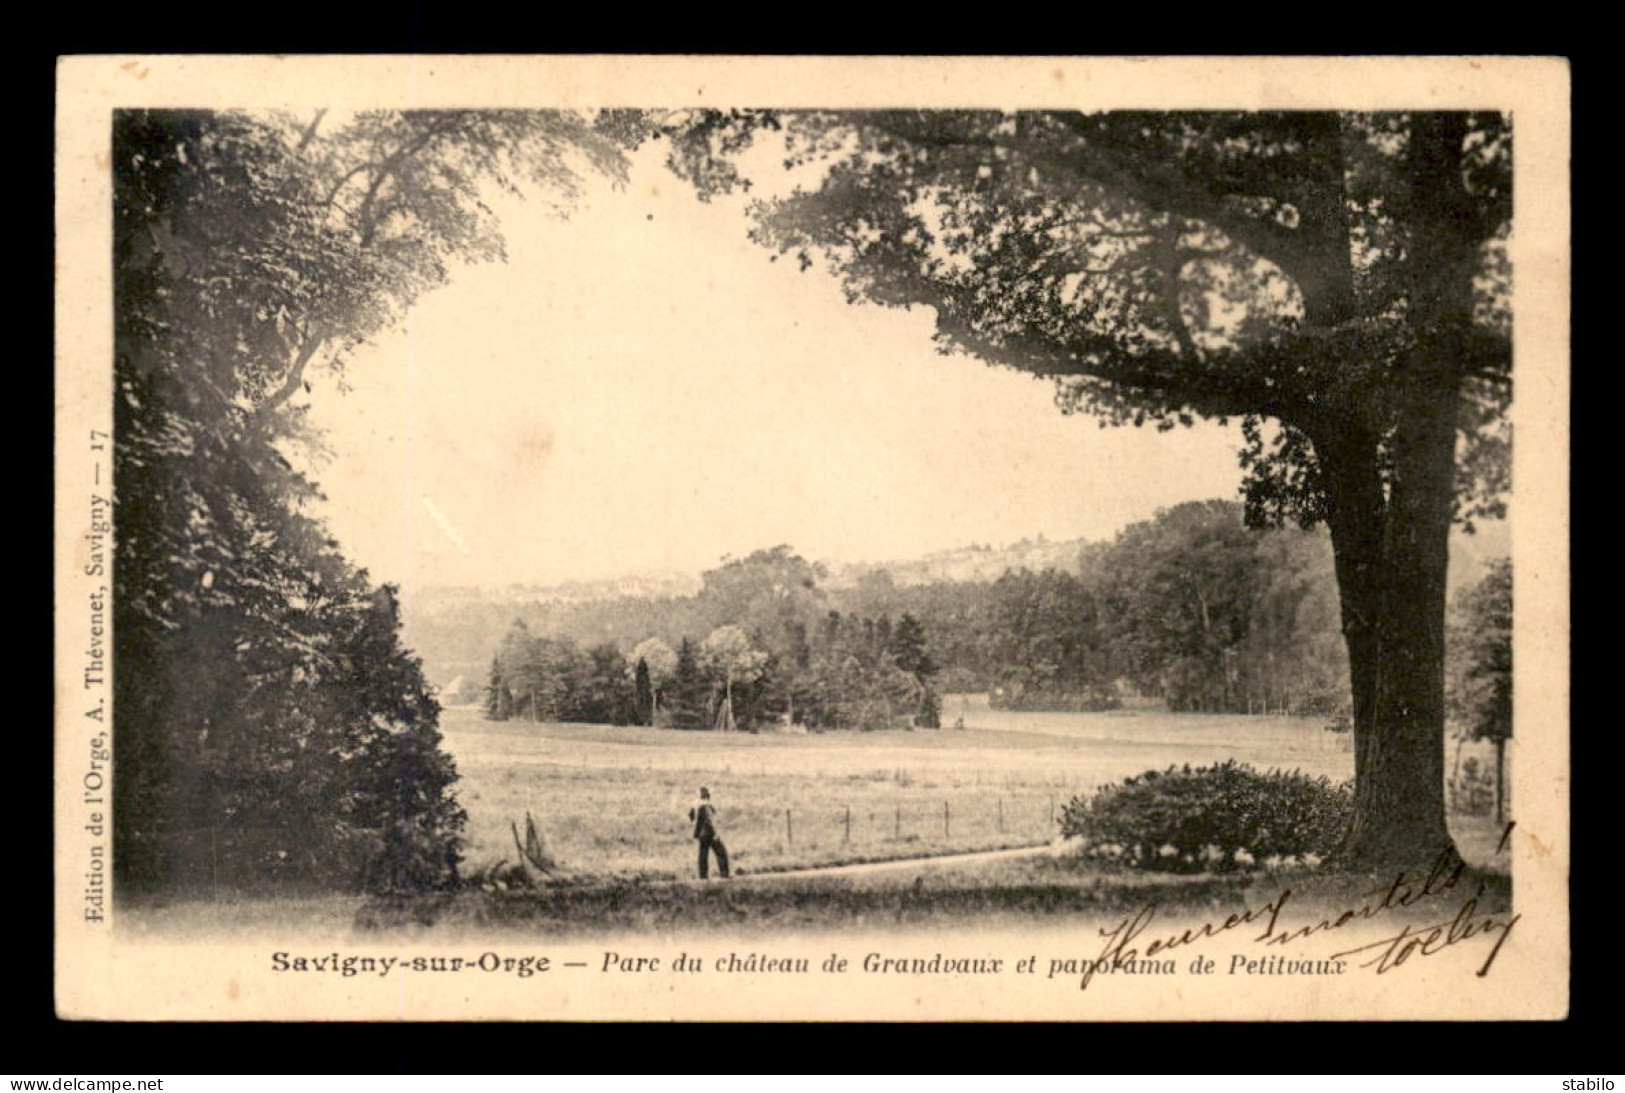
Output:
[710, 841, 1060, 884]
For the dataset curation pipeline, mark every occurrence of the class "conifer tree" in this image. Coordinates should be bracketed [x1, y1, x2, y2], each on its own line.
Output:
[669, 637, 709, 730]
[633, 656, 655, 727]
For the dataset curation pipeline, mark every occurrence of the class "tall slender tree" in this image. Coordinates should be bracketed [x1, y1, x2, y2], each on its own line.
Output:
[484, 655, 514, 721]
[632, 657, 655, 727]
[631, 636, 679, 723]
[700, 625, 770, 731]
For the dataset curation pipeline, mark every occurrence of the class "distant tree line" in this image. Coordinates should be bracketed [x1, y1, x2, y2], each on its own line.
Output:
[471, 504, 1507, 723]
[484, 623, 640, 725]
[470, 511, 1350, 719]
[1088, 500, 1349, 715]
[485, 548, 941, 731]
[838, 501, 1351, 715]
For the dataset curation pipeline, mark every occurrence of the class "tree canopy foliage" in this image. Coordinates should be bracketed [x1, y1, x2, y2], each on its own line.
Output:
[641, 108, 1512, 865]
[482, 552, 943, 733]
[1448, 559, 1513, 745]
[1090, 500, 1348, 715]
[113, 108, 633, 894]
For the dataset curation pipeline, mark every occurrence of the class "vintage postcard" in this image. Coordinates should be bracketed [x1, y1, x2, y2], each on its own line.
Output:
[54, 55, 1570, 1021]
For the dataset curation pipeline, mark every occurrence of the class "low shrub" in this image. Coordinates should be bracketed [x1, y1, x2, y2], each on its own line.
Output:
[1059, 760, 1351, 872]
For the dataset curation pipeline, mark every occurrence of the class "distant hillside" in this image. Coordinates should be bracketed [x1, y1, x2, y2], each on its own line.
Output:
[823, 520, 1504, 592]
[400, 538, 1099, 687]
[401, 520, 1509, 689]
[823, 535, 1094, 588]
[412, 573, 701, 607]
[400, 573, 701, 689]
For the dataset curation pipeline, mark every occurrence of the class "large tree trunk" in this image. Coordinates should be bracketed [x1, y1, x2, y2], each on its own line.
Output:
[1324, 392, 1461, 868]
[1314, 112, 1480, 870]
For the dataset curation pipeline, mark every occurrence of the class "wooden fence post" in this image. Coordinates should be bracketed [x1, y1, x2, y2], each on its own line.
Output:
[943, 800, 950, 837]
[844, 805, 851, 844]
[895, 804, 901, 840]
[1495, 738, 1507, 826]
[997, 796, 1004, 834]
[786, 808, 793, 847]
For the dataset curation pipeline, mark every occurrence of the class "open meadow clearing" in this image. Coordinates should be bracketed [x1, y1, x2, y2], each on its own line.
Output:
[367, 698, 1509, 938]
[119, 700, 1507, 938]
[440, 698, 1367, 881]
[441, 696, 1510, 883]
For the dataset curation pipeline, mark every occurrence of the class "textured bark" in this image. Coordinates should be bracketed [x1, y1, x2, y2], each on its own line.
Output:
[1315, 429, 1384, 809]
[1320, 113, 1481, 869]
[1330, 400, 1461, 867]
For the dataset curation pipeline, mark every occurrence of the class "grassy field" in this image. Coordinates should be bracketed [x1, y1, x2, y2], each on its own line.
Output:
[439, 699, 1372, 881]
[120, 700, 1509, 937]
[441, 696, 1510, 883]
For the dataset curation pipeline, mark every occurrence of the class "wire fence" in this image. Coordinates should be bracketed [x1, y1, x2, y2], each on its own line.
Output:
[533, 792, 1069, 858]
[743, 794, 1062, 848]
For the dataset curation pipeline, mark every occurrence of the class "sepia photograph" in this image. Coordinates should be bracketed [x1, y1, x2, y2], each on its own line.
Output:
[53, 55, 1570, 1021]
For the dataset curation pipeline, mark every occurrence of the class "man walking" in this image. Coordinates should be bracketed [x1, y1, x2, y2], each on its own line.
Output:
[689, 786, 731, 880]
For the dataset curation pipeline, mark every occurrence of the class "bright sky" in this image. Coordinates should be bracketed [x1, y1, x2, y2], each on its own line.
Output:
[302, 145, 1245, 591]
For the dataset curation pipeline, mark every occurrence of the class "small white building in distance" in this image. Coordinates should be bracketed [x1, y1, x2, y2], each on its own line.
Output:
[437, 674, 482, 707]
